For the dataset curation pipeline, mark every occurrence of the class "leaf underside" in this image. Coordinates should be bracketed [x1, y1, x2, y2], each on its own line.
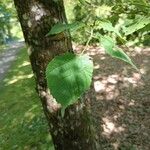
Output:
[101, 35, 137, 70]
[46, 53, 93, 109]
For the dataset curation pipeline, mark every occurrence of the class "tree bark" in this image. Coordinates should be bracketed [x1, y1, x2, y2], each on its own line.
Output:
[13, 0, 99, 149]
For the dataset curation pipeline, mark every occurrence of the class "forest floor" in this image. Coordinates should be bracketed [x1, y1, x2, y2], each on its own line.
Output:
[74, 44, 150, 150]
[0, 44, 149, 150]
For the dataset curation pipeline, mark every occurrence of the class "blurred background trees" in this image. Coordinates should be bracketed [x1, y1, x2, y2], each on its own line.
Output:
[0, 0, 149, 46]
[0, 0, 23, 44]
[64, 0, 150, 46]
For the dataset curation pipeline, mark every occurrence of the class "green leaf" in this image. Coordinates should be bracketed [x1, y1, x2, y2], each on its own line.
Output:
[123, 16, 150, 35]
[46, 23, 66, 35]
[100, 35, 137, 70]
[46, 53, 93, 110]
[46, 22, 85, 36]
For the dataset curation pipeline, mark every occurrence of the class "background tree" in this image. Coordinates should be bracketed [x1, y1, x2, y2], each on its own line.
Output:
[0, 0, 23, 44]
[13, 0, 99, 149]
[69, 0, 150, 45]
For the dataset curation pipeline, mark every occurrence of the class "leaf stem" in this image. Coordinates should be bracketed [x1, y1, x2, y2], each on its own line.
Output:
[81, 28, 94, 54]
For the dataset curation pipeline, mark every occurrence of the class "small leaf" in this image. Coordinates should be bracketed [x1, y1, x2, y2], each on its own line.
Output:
[46, 53, 93, 110]
[46, 22, 85, 36]
[100, 35, 138, 70]
[47, 23, 67, 35]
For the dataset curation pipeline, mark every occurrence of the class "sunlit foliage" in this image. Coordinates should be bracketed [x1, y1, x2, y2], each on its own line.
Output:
[64, 0, 150, 45]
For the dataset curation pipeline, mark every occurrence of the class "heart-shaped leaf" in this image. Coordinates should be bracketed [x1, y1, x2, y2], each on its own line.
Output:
[46, 53, 93, 110]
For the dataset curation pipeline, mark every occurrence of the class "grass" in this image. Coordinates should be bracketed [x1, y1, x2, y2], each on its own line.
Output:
[0, 44, 8, 54]
[0, 48, 54, 150]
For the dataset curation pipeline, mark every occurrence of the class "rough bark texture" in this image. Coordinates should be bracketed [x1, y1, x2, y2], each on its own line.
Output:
[13, 0, 99, 149]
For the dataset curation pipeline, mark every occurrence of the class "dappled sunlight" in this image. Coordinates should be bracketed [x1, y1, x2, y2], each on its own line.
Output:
[5, 74, 33, 85]
[0, 41, 149, 149]
[30, 4, 47, 21]
[86, 47, 105, 56]
[102, 117, 125, 138]
[0, 104, 39, 132]
[94, 63, 100, 69]
[74, 44, 105, 56]
[24, 112, 35, 122]
[93, 71, 143, 100]
[94, 80, 106, 93]
[112, 142, 120, 150]
[76, 45, 150, 149]
[128, 99, 135, 106]
[18, 61, 30, 68]
[24, 104, 38, 122]
[130, 46, 150, 56]
[23, 3, 49, 29]
[123, 73, 143, 87]
[2, 56, 33, 86]
[0, 46, 54, 149]
[140, 67, 147, 75]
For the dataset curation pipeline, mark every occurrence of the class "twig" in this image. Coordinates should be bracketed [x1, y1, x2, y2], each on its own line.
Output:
[81, 28, 94, 54]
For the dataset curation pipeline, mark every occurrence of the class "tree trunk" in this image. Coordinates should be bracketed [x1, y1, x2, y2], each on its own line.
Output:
[13, 0, 99, 149]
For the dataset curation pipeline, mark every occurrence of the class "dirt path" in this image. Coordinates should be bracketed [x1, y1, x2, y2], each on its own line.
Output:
[0, 41, 25, 81]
